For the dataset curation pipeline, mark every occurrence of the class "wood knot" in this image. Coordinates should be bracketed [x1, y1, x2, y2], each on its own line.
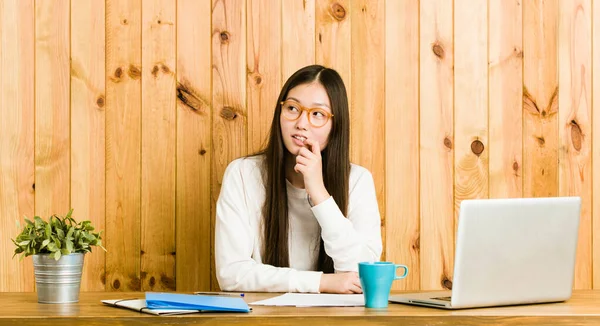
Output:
[443, 137, 453, 149]
[129, 276, 142, 291]
[112, 279, 120, 289]
[412, 236, 420, 251]
[330, 3, 346, 21]
[151, 65, 160, 77]
[536, 136, 545, 146]
[128, 65, 141, 79]
[471, 140, 484, 156]
[571, 120, 582, 151]
[161, 274, 176, 290]
[512, 161, 519, 172]
[541, 110, 546, 117]
[177, 82, 205, 113]
[149, 276, 156, 287]
[220, 107, 238, 120]
[101, 272, 106, 285]
[121, 19, 128, 25]
[114, 67, 123, 79]
[161, 64, 171, 74]
[514, 47, 523, 58]
[199, 149, 207, 155]
[250, 72, 263, 86]
[432, 42, 445, 59]
[96, 96, 105, 108]
[157, 19, 161, 24]
[442, 278, 453, 290]
[220, 31, 230, 43]
[140, 250, 146, 255]
[32, 183, 35, 190]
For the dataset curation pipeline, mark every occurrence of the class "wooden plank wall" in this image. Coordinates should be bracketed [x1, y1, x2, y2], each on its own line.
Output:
[1, 0, 599, 292]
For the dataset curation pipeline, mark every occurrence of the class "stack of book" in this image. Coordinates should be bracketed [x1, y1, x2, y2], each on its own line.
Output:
[102, 292, 251, 316]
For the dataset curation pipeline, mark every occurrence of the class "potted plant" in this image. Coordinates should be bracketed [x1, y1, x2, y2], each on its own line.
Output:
[12, 209, 106, 303]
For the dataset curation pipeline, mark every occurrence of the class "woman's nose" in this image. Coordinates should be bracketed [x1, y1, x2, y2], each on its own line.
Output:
[295, 111, 310, 129]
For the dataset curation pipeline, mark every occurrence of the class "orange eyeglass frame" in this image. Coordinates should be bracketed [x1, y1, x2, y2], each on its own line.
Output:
[279, 99, 334, 128]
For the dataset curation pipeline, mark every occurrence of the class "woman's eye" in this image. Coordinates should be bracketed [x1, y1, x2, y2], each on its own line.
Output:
[312, 111, 326, 118]
[286, 105, 299, 112]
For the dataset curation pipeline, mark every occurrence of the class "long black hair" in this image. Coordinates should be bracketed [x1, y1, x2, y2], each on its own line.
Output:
[257, 65, 350, 273]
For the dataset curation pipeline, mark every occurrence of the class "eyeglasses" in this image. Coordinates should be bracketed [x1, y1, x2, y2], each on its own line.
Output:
[280, 99, 334, 128]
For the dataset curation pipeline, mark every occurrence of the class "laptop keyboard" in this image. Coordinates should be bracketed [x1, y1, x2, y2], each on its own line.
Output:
[432, 296, 452, 301]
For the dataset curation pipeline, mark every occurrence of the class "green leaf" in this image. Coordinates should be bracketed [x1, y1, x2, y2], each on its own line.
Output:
[47, 242, 57, 252]
[56, 228, 65, 240]
[12, 209, 106, 259]
[40, 239, 50, 250]
[34, 216, 44, 229]
[52, 250, 61, 261]
[66, 239, 73, 253]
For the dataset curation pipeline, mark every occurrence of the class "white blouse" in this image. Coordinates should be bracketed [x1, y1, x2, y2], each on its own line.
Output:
[215, 155, 382, 293]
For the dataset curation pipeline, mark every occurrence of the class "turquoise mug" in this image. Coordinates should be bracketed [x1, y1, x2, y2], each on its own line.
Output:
[358, 262, 409, 308]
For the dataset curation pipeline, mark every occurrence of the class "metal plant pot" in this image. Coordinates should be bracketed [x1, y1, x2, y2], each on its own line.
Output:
[32, 253, 84, 304]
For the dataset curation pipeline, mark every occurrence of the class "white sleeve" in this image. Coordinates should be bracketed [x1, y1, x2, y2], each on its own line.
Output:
[311, 169, 383, 272]
[215, 159, 323, 293]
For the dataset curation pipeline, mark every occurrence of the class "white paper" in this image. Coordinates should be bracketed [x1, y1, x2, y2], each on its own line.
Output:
[249, 293, 364, 307]
[102, 299, 200, 316]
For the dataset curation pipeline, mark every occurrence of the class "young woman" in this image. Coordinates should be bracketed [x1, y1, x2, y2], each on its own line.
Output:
[215, 65, 382, 294]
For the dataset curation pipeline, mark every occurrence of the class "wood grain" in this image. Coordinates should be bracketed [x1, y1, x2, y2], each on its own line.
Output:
[593, 0, 600, 290]
[558, 0, 592, 289]
[105, 0, 142, 292]
[523, 0, 559, 198]
[316, 0, 351, 99]
[282, 0, 315, 82]
[385, 0, 419, 291]
[0, 0, 35, 292]
[34, 0, 70, 219]
[140, 0, 176, 292]
[350, 0, 385, 258]
[176, 0, 212, 292]
[70, 0, 106, 292]
[3, 0, 600, 295]
[247, 0, 281, 154]
[489, 0, 523, 199]
[454, 0, 489, 232]
[419, 0, 454, 291]
[211, 0, 247, 291]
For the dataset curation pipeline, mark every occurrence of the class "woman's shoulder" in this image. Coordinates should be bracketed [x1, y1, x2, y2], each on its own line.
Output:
[349, 163, 374, 187]
[349, 162, 372, 178]
[225, 155, 265, 178]
[348, 163, 376, 196]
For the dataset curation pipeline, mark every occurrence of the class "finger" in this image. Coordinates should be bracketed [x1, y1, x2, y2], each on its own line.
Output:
[295, 155, 309, 166]
[304, 138, 321, 155]
[350, 284, 363, 294]
[297, 147, 314, 159]
[294, 163, 306, 174]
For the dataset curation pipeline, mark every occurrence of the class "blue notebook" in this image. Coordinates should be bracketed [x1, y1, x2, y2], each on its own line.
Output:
[145, 293, 251, 313]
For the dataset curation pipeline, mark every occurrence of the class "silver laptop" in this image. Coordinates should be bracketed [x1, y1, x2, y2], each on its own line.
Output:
[389, 196, 581, 309]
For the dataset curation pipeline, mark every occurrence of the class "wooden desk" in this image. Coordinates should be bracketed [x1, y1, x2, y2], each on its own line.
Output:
[2, 290, 600, 325]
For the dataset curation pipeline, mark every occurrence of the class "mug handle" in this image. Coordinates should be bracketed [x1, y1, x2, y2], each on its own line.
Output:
[394, 264, 409, 280]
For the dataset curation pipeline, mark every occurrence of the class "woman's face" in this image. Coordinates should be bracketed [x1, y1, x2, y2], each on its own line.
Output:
[280, 82, 333, 155]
